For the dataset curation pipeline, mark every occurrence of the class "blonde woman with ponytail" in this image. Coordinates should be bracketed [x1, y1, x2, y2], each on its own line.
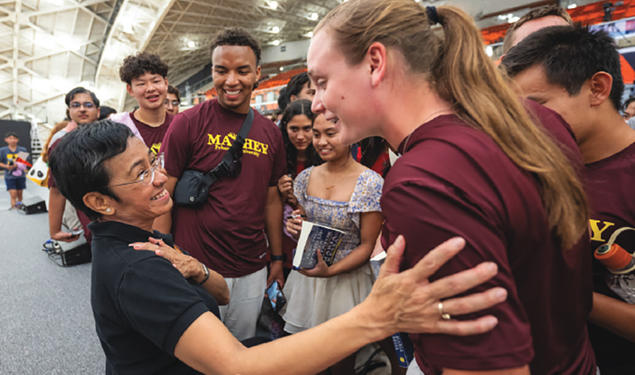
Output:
[308, 1, 594, 374]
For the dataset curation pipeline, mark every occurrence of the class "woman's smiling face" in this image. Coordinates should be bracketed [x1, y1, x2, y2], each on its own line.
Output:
[103, 137, 172, 228]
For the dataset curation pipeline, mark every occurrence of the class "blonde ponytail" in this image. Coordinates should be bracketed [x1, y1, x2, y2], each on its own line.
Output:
[317, 0, 588, 249]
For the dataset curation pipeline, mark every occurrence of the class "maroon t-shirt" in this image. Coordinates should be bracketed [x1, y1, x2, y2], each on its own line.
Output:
[130, 111, 173, 154]
[48, 137, 92, 243]
[162, 99, 286, 277]
[585, 141, 635, 373]
[381, 106, 594, 374]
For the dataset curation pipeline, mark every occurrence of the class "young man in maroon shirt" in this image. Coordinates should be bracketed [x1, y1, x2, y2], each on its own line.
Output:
[111, 53, 173, 154]
[157, 28, 286, 340]
[503, 26, 635, 375]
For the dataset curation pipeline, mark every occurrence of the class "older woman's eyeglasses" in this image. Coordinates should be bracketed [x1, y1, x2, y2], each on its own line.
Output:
[110, 153, 165, 187]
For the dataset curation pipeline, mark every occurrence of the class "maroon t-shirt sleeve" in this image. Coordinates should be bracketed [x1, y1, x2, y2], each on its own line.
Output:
[381, 141, 534, 372]
[269, 123, 287, 186]
[161, 113, 192, 179]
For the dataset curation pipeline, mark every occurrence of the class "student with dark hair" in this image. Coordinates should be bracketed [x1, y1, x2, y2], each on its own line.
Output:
[503, 25, 635, 375]
[623, 96, 635, 119]
[0, 131, 28, 209]
[47, 86, 100, 243]
[50, 119, 505, 375]
[283, 113, 383, 374]
[276, 99, 322, 271]
[286, 72, 315, 103]
[502, 4, 573, 53]
[309, 0, 594, 373]
[157, 28, 287, 340]
[279, 99, 322, 179]
[99, 105, 116, 120]
[278, 72, 315, 113]
[111, 52, 173, 155]
[166, 85, 181, 115]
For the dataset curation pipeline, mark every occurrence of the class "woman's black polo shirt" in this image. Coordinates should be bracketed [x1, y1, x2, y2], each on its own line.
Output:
[89, 220, 219, 375]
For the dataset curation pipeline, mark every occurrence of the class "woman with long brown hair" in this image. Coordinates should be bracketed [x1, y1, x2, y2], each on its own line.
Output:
[307, 1, 594, 374]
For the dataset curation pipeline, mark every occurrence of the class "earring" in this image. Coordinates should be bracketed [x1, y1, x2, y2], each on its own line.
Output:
[106, 208, 112, 212]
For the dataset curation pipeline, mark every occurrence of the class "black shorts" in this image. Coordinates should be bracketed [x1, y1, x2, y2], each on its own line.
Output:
[5, 177, 26, 190]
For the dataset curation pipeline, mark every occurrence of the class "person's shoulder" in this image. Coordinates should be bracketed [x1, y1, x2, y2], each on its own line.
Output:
[388, 128, 496, 193]
[168, 101, 216, 136]
[295, 166, 314, 185]
[354, 166, 384, 198]
[405, 118, 497, 165]
[176, 100, 215, 121]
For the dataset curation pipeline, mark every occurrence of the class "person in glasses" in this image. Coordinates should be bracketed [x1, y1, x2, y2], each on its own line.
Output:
[156, 28, 287, 341]
[111, 53, 173, 155]
[165, 85, 181, 115]
[47, 86, 100, 243]
[49, 119, 507, 375]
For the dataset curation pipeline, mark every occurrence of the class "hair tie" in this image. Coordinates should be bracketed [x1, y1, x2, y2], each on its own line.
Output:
[426, 6, 440, 25]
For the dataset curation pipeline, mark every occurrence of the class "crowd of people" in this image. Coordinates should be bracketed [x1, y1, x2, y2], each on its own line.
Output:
[5, 0, 631, 374]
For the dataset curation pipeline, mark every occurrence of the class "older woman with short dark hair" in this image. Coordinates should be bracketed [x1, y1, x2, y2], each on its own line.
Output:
[48, 120, 506, 375]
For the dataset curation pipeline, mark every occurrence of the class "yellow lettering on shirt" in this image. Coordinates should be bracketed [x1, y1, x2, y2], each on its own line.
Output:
[207, 134, 220, 146]
[220, 135, 233, 148]
[589, 219, 615, 242]
[150, 143, 161, 155]
[205, 133, 270, 157]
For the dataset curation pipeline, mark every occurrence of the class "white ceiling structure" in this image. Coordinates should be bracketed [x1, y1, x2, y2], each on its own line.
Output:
[2, 0, 596, 125]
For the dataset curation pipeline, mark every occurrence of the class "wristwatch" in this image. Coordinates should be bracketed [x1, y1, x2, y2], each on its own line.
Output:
[271, 254, 285, 262]
[198, 263, 210, 285]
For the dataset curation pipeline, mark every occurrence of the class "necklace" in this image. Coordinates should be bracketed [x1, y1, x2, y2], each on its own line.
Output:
[402, 108, 453, 152]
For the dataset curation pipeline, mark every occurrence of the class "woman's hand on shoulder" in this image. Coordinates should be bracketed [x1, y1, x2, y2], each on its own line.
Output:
[359, 235, 507, 337]
[131, 237, 204, 281]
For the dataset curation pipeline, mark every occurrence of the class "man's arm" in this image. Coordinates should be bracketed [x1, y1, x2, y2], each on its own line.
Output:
[153, 175, 178, 233]
[175, 236, 507, 375]
[48, 187, 78, 242]
[0, 161, 16, 170]
[264, 185, 284, 286]
[589, 291, 635, 342]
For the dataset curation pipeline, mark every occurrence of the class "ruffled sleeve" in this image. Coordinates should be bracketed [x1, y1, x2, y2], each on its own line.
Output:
[294, 167, 312, 208]
[348, 169, 383, 214]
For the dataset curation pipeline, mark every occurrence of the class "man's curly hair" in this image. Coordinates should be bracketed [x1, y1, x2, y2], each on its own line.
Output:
[210, 28, 261, 66]
[119, 52, 168, 84]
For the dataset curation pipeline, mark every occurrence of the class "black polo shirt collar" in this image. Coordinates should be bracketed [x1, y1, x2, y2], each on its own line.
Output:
[88, 220, 174, 246]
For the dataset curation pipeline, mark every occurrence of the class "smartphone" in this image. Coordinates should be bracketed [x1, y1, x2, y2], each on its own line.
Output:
[266, 281, 287, 312]
[69, 229, 84, 236]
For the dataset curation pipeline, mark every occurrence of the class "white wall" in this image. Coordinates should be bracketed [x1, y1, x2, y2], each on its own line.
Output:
[261, 39, 311, 64]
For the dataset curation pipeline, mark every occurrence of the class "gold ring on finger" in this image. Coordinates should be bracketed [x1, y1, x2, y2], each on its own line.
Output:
[438, 301, 451, 320]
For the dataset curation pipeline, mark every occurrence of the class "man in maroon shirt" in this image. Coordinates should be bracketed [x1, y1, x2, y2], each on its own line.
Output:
[157, 28, 286, 340]
[111, 53, 173, 154]
[503, 26, 635, 375]
[48, 87, 100, 243]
